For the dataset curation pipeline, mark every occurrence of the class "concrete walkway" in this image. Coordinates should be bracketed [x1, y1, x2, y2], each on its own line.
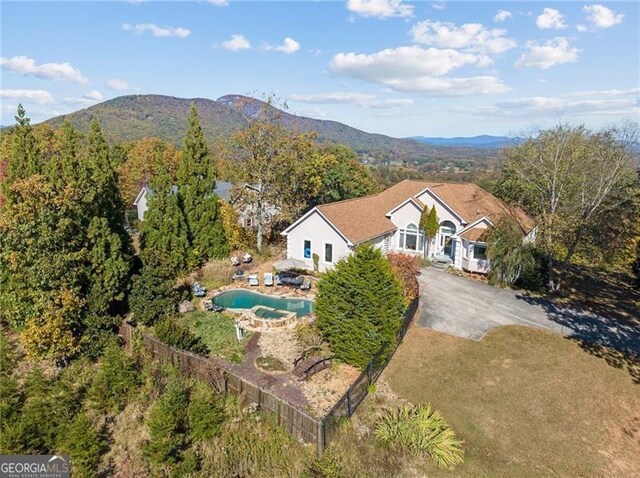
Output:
[417, 267, 640, 356]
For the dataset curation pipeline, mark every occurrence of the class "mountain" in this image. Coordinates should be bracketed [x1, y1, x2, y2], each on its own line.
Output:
[410, 135, 524, 149]
[42, 94, 495, 164]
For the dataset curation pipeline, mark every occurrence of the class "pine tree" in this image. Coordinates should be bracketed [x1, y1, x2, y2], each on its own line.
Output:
[60, 413, 105, 478]
[177, 105, 228, 262]
[187, 382, 225, 441]
[315, 245, 405, 369]
[130, 253, 180, 326]
[89, 342, 140, 413]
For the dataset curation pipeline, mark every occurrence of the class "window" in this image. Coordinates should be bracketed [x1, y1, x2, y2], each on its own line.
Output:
[303, 240, 312, 259]
[244, 217, 253, 228]
[473, 244, 487, 260]
[399, 223, 424, 252]
[324, 243, 333, 263]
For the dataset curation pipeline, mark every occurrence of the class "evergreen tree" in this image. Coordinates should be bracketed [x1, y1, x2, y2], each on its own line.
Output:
[419, 206, 439, 259]
[177, 105, 227, 262]
[315, 245, 405, 369]
[3, 104, 42, 200]
[130, 253, 180, 326]
[89, 342, 140, 413]
[187, 382, 225, 442]
[60, 413, 105, 478]
[144, 375, 189, 467]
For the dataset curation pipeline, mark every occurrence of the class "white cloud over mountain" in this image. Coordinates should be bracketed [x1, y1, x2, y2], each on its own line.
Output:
[0, 89, 55, 104]
[1, 55, 88, 84]
[290, 92, 413, 108]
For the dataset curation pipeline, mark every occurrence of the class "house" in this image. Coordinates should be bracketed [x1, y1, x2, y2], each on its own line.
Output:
[281, 180, 535, 273]
[133, 181, 278, 229]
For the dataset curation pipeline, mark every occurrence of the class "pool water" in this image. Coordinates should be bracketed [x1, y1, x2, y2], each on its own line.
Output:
[254, 307, 288, 320]
[214, 289, 313, 317]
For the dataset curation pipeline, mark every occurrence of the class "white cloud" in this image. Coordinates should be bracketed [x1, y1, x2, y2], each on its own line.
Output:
[0, 55, 88, 84]
[576, 24, 588, 32]
[330, 46, 509, 96]
[106, 78, 131, 91]
[122, 23, 190, 38]
[0, 89, 55, 104]
[83, 90, 103, 102]
[494, 10, 512, 22]
[290, 92, 413, 108]
[515, 37, 579, 69]
[346, 0, 413, 19]
[208, 0, 229, 6]
[457, 88, 639, 118]
[536, 8, 567, 30]
[583, 4, 624, 29]
[293, 107, 327, 118]
[410, 21, 516, 54]
[221, 34, 251, 51]
[264, 37, 300, 54]
[432, 3, 445, 11]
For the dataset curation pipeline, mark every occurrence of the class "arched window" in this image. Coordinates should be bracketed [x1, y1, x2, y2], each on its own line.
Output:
[439, 220, 456, 236]
[399, 222, 424, 252]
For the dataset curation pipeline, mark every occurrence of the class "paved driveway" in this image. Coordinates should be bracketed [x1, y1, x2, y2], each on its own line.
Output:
[417, 266, 640, 356]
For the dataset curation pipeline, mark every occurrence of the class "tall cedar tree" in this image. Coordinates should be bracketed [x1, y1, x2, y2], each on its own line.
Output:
[315, 245, 405, 369]
[419, 206, 439, 258]
[2, 105, 42, 202]
[130, 252, 181, 326]
[177, 105, 227, 262]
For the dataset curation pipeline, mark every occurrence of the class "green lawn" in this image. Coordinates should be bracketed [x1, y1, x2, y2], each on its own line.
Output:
[175, 311, 250, 363]
[382, 326, 640, 477]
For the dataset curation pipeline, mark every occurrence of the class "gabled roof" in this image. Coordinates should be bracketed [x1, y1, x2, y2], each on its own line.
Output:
[133, 181, 236, 206]
[312, 180, 534, 245]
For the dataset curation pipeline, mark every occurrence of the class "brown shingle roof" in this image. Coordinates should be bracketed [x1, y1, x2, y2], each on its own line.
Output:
[460, 226, 489, 242]
[315, 180, 534, 244]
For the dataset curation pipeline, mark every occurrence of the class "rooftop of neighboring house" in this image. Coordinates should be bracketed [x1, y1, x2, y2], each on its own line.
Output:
[314, 179, 534, 245]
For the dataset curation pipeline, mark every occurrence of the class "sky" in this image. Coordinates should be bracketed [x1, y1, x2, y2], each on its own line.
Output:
[1, 0, 638, 137]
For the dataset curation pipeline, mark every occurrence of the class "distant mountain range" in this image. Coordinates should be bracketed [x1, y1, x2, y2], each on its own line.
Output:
[409, 135, 524, 149]
[37, 94, 496, 165]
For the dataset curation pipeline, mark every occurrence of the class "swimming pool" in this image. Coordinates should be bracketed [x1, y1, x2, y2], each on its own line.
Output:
[213, 289, 314, 317]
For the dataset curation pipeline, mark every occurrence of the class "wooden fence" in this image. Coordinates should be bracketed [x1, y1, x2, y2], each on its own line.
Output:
[118, 293, 419, 454]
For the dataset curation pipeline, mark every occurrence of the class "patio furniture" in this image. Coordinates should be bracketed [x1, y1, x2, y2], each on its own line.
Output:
[232, 269, 245, 281]
[276, 271, 304, 287]
[204, 301, 224, 312]
[192, 282, 206, 297]
[230, 256, 240, 266]
[248, 274, 259, 286]
[264, 272, 274, 286]
[242, 253, 253, 263]
[299, 277, 311, 291]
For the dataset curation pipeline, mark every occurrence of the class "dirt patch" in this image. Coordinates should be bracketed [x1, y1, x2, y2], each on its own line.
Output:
[303, 363, 361, 416]
[257, 328, 300, 371]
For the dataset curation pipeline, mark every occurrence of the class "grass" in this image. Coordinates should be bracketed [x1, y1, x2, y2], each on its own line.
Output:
[255, 355, 288, 373]
[175, 311, 250, 364]
[382, 325, 640, 477]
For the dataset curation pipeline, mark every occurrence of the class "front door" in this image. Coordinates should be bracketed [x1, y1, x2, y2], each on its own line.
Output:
[443, 236, 453, 257]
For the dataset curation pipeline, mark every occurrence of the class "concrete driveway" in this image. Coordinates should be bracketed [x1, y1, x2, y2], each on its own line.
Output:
[417, 267, 566, 340]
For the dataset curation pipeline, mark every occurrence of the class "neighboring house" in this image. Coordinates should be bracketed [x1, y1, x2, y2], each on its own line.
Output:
[282, 179, 535, 273]
[133, 181, 279, 229]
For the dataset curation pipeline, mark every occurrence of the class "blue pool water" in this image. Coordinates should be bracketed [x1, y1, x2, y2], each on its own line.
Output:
[214, 290, 313, 317]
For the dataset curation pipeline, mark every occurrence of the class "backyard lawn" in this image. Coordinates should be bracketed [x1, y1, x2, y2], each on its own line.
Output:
[382, 325, 640, 477]
[175, 311, 250, 363]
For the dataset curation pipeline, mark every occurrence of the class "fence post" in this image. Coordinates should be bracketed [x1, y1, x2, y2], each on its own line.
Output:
[317, 418, 324, 456]
[347, 389, 352, 416]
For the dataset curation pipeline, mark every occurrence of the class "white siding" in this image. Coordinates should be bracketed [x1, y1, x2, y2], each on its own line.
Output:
[389, 201, 423, 256]
[416, 190, 465, 230]
[136, 192, 148, 221]
[285, 210, 350, 272]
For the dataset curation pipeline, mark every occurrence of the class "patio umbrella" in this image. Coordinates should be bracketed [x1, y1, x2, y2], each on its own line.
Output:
[273, 258, 308, 271]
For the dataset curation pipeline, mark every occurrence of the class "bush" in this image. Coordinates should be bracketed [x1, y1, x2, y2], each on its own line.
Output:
[387, 252, 420, 303]
[293, 322, 331, 360]
[375, 403, 464, 470]
[187, 382, 225, 442]
[59, 413, 105, 478]
[154, 316, 209, 356]
[315, 245, 405, 369]
[89, 343, 140, 413]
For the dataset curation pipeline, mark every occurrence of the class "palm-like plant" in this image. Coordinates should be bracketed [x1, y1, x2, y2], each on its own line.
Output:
[375, 403, 464, 470]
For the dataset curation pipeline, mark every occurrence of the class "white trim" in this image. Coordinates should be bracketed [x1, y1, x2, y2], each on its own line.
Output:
[322, 241, 334, 264]
[455, 216, 493, 238]
[385, 197, 423, 218]
[281, 207, 353, 246]
[133, 187, 147, 206]
[354, 227, 398, 246]
[414, 187, 466, 224]
[397, 221, 424, 253]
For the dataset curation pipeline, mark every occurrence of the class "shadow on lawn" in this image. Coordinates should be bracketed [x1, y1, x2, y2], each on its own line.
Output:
[515, 267, 640, 384]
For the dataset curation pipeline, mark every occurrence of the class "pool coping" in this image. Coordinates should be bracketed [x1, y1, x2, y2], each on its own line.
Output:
[210, 287, 315, 317]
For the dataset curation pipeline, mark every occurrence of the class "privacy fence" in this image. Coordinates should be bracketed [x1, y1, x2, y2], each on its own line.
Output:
[118, 295, 419, 454]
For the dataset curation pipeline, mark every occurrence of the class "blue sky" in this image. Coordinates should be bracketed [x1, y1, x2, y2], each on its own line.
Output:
[1, 1, 638, 137]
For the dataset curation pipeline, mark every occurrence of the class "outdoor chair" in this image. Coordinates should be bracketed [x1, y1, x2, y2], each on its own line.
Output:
[232, 269, 245, 281]
[242, 253, 253, 263]
[230, 256, 240, 266]
[264, 272, 274, 286]
[299, 277, 311, 291]
[248, 274, 259, 286]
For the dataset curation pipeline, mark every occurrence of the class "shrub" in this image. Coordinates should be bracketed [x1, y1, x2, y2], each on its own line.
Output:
[89, 343, 140, 413]
[154, 316, 209, 356]
[187, 382, 225, 442]
[387, 252, 420, 303]
[59, 413, 105, 478]
[130, 255, 180, 326]
[315, 245, 405, 369]
[293, 322, 331, 360]
[375, 403, 464, 470]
